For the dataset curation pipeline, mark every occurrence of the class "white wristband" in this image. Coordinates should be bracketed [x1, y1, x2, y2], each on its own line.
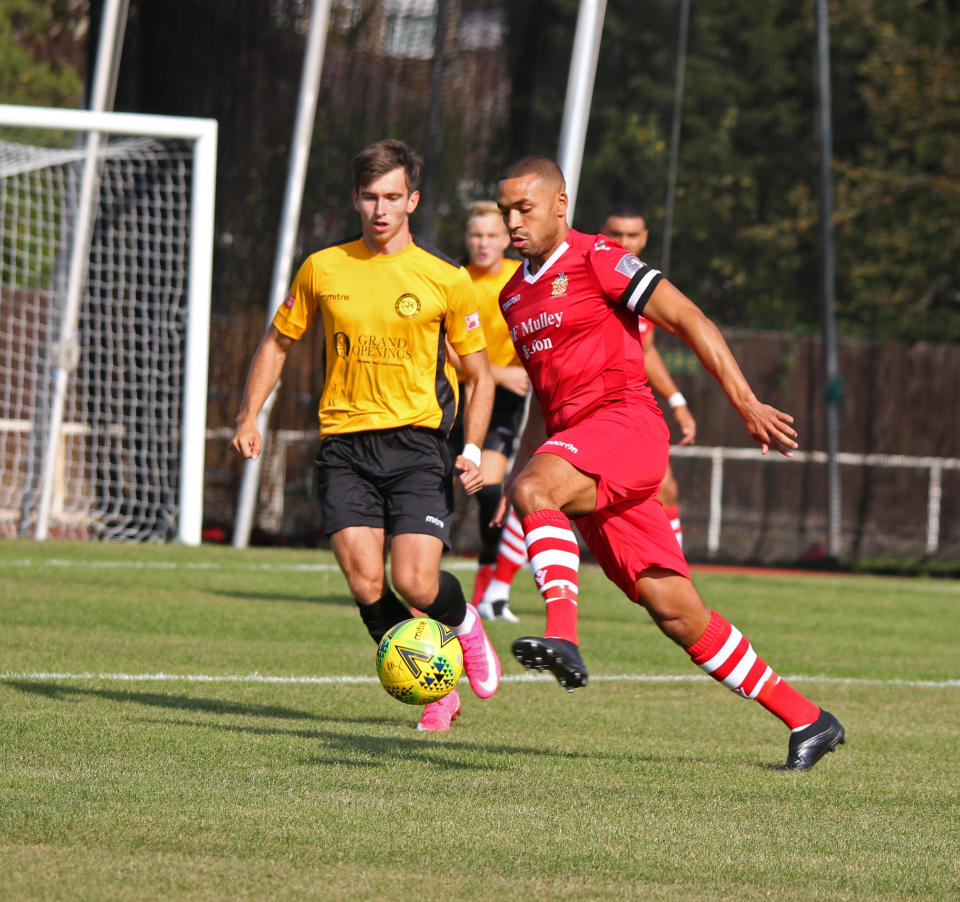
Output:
[461, 443, 482, 467]
[667, 391, 687, 409]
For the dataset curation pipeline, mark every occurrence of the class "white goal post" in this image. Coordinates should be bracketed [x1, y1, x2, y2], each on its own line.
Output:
[0, 104, 217, 544]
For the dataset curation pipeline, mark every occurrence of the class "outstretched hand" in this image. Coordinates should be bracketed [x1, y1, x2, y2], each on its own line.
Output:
[741, 401, 798, 457]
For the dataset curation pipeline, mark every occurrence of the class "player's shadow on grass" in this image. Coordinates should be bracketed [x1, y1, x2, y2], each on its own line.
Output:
[154, 716, 606, 768]
[4, 680, 327, 722]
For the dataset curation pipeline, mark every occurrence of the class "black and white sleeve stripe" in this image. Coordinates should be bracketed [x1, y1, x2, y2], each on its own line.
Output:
[619, 265, 662, 315]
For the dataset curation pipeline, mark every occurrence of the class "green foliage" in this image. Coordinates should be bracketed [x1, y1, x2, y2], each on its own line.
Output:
[829, 0, 960, 341]
[0, 0, 85, 108]
[5, 1, 956, 340]
[576, 0, 959, 342]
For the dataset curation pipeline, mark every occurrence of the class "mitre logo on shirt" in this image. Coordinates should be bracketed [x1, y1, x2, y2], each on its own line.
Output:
[615, 253, 642, 278]
[544, 438, 579, 454]
[551, 273, 569, 296]
[465, 311, 481, 331]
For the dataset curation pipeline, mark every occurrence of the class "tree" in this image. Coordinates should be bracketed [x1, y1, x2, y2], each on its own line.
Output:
[0, 0, 85, 109]
[568, 0, 959, 342]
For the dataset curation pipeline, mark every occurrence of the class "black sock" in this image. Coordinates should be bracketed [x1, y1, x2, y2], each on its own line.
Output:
[419, 570, 467, 627]
[477, 483, 503, 566]
[357, 587, 412, 644]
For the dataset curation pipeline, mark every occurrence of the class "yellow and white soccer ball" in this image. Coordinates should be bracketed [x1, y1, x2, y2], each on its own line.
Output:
[376, 618, 463, 705]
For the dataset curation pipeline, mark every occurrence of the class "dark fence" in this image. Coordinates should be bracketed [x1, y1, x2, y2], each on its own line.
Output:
[204, 314, 960, 564]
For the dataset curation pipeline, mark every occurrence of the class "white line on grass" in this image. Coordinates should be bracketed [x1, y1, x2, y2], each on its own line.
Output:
[2, 558, 477, 573]
[1, 671, 958, 689]
[5, 557, 959, 593]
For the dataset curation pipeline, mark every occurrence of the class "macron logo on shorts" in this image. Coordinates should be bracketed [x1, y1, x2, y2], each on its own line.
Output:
[425, 515, 445, 528]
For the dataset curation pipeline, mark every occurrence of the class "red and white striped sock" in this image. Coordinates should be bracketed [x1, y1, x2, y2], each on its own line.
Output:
[686, 610, 820, 730]
[663, 502, 683, 549]
[482, 507, 527, 605]
[522, 509, 580, 644]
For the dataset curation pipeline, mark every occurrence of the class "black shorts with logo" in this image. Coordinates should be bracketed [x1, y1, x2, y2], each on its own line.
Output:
[316, 427, 455, 546]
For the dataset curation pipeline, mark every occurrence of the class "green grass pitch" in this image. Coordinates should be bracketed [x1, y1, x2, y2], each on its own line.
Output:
[1, 540, 958, 900]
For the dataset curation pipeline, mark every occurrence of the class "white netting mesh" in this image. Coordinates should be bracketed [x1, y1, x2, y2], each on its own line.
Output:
[0, 133, 193, 541]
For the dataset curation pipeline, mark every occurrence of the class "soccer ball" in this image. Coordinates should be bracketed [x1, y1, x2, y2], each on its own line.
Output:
[376, 618, 463, 705]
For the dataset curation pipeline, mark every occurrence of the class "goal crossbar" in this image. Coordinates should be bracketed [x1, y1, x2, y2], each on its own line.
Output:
[0, 104, 217, 545]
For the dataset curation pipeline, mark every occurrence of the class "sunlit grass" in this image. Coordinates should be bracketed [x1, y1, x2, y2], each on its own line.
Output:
[1, 540, 958, 900]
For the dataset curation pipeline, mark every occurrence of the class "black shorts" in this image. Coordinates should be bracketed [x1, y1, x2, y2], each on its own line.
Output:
[484, 386, 527, 457]
[447, 386, 527, 459]
[315, 427, 455, 546]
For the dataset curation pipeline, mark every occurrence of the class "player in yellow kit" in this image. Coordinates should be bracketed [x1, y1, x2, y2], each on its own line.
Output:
[231, 140, 500, 732]
[450, 202, 530, 621]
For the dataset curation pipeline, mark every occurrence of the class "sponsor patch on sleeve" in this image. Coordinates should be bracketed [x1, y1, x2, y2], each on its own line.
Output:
[282, 294, 295, 310]
[465, 311, 481, 331]
[615, 253, 642, 278]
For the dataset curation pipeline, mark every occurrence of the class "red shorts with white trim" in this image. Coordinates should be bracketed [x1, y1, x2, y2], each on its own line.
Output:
[533, 401, 690, 601]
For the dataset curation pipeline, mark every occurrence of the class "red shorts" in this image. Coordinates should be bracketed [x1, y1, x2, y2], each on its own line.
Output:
[534, 402, 690, 601]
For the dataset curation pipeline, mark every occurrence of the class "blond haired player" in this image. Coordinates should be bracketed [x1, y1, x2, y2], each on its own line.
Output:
[451, 202, 529, 622]
[232, 140, 500, 733]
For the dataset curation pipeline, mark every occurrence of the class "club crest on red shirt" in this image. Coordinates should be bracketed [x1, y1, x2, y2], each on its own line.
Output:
[551, 273, 568, 297]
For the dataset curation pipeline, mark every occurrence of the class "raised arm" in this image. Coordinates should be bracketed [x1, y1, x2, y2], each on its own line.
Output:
[642, 280, 797, 457]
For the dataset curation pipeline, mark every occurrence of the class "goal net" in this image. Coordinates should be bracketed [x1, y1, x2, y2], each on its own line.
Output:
[0, 105, 216, 544]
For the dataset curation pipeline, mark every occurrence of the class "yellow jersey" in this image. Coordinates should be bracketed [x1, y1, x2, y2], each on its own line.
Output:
[466, 259, 522, 369]
[274, 237, 486, 436]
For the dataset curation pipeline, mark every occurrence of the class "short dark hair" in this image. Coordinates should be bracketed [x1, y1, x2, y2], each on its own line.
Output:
[352, 139, 423, 192]
[500, 156, 565, 189]
[603, 203, 646, 221]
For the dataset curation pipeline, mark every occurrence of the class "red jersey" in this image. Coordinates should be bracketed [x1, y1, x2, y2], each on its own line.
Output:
[499, 229, 664, 434]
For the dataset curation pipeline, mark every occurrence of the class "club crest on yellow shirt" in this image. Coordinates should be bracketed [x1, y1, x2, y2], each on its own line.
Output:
[395, 293, 421, 318]
[551, 273, 568, 297]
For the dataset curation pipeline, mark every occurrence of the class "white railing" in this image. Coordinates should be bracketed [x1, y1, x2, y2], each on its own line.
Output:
[668, 444, 959, 557]
[203, 428, 959, 558]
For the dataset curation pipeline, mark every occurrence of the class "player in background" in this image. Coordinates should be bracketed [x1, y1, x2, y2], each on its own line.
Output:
[231, 140, 500, 733]
[448, 202, 529, 622]
[602, 203, 696, 547]
[494, 156, 844, 769]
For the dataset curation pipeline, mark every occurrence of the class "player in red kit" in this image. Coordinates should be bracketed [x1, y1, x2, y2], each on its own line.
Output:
[495, 156, 844, 770]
